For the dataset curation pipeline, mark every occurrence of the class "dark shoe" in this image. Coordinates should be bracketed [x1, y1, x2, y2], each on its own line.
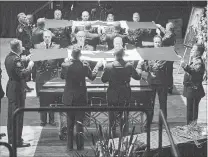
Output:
[0, 133, 6, 139]
[40, 122, 46, 126]
[49, 122, 56, 126]
[17, 142, 31, 147]
[168, 88, 173, 94]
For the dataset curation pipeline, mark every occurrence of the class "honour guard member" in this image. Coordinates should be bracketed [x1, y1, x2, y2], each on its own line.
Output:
[32, 18, 46, 45]
[5, 39, 34, 147]
[181, 44, 205, 124]
[61, 45, 103, 150]
[49, 9, 72, 48]
[156, 22, 176, 94]
[139, 35, 168, 122]
[101, 37, 142, 138]
[16, 13, 34, 91]
[0, 66, 5, 138]
[35, 30, 60, 126]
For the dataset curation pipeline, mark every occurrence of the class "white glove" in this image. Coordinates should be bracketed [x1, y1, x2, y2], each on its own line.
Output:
[26, 54, 32, 61]
[155, 24, 162, 28]
[96, 59, 104, 68]
[181, 60, 186, 68]
[156, 28, 161, 35]
[27, 60, 34, 69]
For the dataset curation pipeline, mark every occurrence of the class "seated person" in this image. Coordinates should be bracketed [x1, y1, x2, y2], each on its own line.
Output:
[68, 31, 94, 51]
[100, 22, 128, 50]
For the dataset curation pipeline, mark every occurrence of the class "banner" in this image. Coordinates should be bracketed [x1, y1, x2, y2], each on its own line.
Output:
[137, 46, 182, 61]
[31, 48, 68, 61]
[45, 19, 72, 29]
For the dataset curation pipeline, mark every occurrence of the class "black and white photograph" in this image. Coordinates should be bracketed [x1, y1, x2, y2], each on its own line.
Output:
[0, 1, 207, 157]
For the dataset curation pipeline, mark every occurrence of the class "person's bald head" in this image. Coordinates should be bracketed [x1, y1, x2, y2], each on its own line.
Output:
[133, 12, 140, 22]
[113, 37, 123, 50]
[54, 9, 62, 20]
[76, 31, 86, 44]
[71, 45, 82, 59]
[43, 30, 52, 44]
[37, 18, 45, 28]
[17, 12, 26, 20]
[82, 11, 90, 21]
[107, 14, 114, 22]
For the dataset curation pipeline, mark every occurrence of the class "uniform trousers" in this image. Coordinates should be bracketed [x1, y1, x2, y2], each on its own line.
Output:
[166, 61, 174, 91]
[150, 85, 168, 123]
[6, 81, 26, 144]
[186, 97, 201, 125]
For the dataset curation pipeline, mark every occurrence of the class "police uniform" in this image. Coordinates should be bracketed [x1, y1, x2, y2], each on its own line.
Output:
[141, 59, 168, 122]
[101, 56, 142, 138]
[34, 42, 60, 125]
[182, 56, 205, 124]
[160, 29, 176, 93]
[4, 51, 32, 145]
[16, 23, 33, 55]
[49, 26, 72, 48]
[61, 58, 100, 150]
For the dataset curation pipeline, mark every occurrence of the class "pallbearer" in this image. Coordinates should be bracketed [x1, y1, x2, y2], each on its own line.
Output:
[61, 45, 103, 150]
[101, 37, 142, 138]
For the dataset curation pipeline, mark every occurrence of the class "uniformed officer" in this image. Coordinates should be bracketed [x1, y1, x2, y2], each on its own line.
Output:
[5, 39, 34, 147]
[34, 30, 60, 126]
[132, 12, 140, 22]
[0, 66, 5, 139]
[139, 35, 168, 122]
[156, 22, 176, 94]
[100, 22, 128, 50]
[61, 45, 103, 150]
[181, 43, 205, 124]
[101, 37, 142, 138]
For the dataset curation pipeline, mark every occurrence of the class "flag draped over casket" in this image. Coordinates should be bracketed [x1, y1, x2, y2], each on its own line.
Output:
[45, 19, 73, 28]
[31, 47, 181, 62]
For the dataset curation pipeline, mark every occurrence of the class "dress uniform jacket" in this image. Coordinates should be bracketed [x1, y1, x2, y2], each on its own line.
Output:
[101, 59, 141, 104]
[182, 56, 205, 98]
[16, 24, 33, 55]
[34, 42, 60, 95]
[4, 51, 32, 143]
[49, 26, 72, 48]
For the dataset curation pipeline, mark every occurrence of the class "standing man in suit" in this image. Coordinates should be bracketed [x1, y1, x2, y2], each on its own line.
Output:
[140, 35, 168, 122]
[61, 45, 103, 150]
[181, 44, 205, 124]
[34, 30, 60, 126]
[5, 39, 34, 147]
[156, 22, 176, 94]
[101, 37, 142, 138]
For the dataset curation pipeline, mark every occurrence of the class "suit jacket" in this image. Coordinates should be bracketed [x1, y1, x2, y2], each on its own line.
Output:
[61, 59, 98, 105]
[4, 52, 31, 100]
[182, 56, 205, 98]
[101, 59, 141, 104]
